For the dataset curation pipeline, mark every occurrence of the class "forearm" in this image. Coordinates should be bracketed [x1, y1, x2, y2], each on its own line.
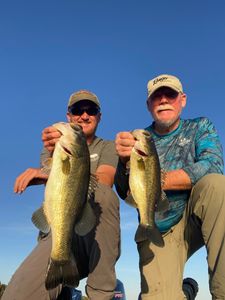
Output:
[95, 164, 116, 188]
[162, 169, 192, 191]
[28, 177, 48, 186]
[14, 167, 49, 194]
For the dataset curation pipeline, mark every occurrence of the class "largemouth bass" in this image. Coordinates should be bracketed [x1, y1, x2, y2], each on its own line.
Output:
[32, 122, 96, 290]
[128, 129, 165, 247]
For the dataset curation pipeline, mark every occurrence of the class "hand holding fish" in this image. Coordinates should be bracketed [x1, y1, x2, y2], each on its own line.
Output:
[42, 126, 62, 152]
[115, 131, 136, 163]
[14, 168, 48, 194]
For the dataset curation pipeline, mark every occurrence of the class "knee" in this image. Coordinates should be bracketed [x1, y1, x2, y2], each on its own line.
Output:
[94, 184, 121, 244]
[191, 173, 225, 211]
[194, 173, 225, 192]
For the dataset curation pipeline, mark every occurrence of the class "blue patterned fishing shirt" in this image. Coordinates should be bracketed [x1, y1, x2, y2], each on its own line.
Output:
[145, 117, 224, 233]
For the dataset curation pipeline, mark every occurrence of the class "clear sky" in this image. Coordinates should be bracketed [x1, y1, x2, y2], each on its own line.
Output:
[1, 1, 225, 299]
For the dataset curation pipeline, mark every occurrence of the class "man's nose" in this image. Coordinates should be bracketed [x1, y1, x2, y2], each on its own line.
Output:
[159, 94, 169, 103]
[80, 111, 89, 119]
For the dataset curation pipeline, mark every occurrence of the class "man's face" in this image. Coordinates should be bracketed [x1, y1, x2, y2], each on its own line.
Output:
[147, 87, 186, 130]
[67, 100, 101, 138]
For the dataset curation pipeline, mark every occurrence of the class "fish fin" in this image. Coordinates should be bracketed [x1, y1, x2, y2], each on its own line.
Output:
[74, 174, 97, 236]
[155, 191, 169, 212]
[124, 193, 138, 208]
[45, 257, 79, 290]
[75, 201, 96, 236]
[87, 174, 98, 200]
[135, 224, 164, 247]
[61, 151, 70, 162]
[61, 157, 71, 174]
[41, 158, 53, 175]
[31, 206, 50, 234]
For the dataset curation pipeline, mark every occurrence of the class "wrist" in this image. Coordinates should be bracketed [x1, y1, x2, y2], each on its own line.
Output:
[119, 156, 129, 165]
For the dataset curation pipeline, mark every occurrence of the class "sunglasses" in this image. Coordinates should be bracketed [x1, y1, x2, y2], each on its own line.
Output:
[150, 88, 179, 101]
[68, 105, 100, 116]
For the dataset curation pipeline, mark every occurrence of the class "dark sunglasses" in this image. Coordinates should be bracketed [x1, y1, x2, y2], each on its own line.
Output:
[150, 88, 179, 101]
[68, 105, 100, 116]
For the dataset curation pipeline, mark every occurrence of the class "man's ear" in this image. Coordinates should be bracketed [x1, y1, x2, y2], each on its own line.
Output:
[97, 112, 102, 123]
[181, 93, 187, 108]
[146, 99, 151, 112]
[66, 112, 72, 122]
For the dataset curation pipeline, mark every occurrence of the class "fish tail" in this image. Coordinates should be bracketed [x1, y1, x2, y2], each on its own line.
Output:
[45, 256, 79, 290]
[135, 224, 164, 247]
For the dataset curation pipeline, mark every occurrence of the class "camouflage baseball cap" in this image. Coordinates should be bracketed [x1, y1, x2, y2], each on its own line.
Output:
[147, 74, 183, 99]
[68, 90, 101, 108]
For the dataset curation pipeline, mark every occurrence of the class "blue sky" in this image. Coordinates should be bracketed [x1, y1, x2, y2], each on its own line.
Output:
[1, 1, 225, 299]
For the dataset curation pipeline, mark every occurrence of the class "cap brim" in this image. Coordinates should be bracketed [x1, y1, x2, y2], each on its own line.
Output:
[68, 98, 100, 108]
[148, 84, 180, 98]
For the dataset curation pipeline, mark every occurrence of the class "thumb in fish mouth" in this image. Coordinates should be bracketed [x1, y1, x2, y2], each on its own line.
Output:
[69, 123, 83, 131]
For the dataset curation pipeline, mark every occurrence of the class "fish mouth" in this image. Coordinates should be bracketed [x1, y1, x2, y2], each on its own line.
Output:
[62, 145, 72, 156]
[59, 142, 73, 156]
[136, 149, 148, 157]
[131, 130, 151, 157]
[134, 145, 148, 157]
[69, 123, 83, 131]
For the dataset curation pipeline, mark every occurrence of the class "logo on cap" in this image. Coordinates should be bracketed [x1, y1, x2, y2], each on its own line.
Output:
[153, 76, 168, 85]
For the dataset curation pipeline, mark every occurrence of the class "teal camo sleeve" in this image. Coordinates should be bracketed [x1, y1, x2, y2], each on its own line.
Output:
[182, 117, 224, 184]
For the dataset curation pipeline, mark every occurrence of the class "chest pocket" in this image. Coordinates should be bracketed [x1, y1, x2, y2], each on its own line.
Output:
[89, 141, 105, 174]
[90, 153, 100, 173]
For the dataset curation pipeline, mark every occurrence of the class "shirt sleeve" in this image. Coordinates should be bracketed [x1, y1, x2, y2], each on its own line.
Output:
[40, 148, 52, 168]
[183, 117, 224, 184]
[97, 140, 118, 169]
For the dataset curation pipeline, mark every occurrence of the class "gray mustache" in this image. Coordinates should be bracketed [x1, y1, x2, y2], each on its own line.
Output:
[156, 105, 174, 112]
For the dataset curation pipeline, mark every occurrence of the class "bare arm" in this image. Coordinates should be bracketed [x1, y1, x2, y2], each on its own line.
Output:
[95, 164, 116, 187]
[162, 169, 192, 191]
[14, 168, 48, 194]
[14, 126, 62, 194]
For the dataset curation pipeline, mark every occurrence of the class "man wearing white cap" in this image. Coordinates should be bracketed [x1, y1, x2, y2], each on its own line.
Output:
[115, 74, 225, 299]
[4, 90, 120, 300]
